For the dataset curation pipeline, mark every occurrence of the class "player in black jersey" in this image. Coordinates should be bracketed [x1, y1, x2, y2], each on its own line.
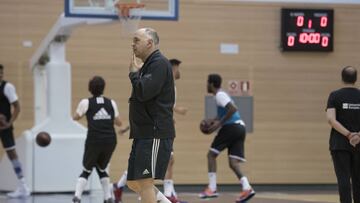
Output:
[326, 66, 360, 203]
[0, 64, 30, 198]
[72, 76, 123, 203]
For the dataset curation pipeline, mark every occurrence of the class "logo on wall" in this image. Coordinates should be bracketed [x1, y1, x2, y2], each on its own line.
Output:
[228, 80, 252, 96]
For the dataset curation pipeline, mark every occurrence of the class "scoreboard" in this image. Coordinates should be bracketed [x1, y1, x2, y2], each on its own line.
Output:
[281, 8, 334, 52]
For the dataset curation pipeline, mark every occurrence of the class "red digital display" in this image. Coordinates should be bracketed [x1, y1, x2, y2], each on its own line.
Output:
[281, 9, 334, 52]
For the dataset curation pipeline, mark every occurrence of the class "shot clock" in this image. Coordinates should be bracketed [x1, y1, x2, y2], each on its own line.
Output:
[281, 8, 334, 52]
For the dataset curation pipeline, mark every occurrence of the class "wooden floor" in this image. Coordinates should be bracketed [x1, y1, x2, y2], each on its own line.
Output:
[0, 187, 339, 203]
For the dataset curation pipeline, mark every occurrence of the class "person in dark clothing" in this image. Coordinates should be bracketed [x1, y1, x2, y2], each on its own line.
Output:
[0, 64, 30, 198]
[112, 59, 188, 203]
[326, 66, 360, 203]
[126, 28, 175, 203]
[72, 76, 122, 203]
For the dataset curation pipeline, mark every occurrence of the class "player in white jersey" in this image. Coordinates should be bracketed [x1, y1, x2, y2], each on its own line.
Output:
[199, 74, 255, 203]
[0, 64, 30, 198]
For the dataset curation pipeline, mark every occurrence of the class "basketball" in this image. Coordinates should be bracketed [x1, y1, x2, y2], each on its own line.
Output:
[36, 131, 51, 147]
[199, 119, 213, 135]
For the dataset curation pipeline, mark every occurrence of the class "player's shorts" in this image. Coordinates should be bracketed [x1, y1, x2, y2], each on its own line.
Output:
[82, 141, 116, 171]
[0, 127, 15, 150]
[210, 123, 246, 162]
[127, 138, 173, 180]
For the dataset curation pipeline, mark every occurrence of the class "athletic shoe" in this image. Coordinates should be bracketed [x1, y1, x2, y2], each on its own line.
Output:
[235, 188, 256, 203]
[7, 184, 30, 198]
[113, 183, 123, 203]
[166, 195, 188, 203]
[198, 187, 219, 199]
[104, 198, 115, 203]
[72, 196, 81, 203]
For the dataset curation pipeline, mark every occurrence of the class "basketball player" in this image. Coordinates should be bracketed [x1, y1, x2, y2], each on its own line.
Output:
[72, 76, 122, 203]
[112, 59, 187, 203]
[199, 74, 255, 203]
[0, 64, 30, 198]
[163, 58, 187, 203]
[326, 66, 360, 203]
[126, 28, 174, 203]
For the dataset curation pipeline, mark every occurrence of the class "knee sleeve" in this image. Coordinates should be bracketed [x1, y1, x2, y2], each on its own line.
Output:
[80, 170, 91, 179]
[96, 166, 109, 179]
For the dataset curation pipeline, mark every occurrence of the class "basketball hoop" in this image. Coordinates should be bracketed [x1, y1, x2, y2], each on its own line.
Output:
[115, 2, 145, 37]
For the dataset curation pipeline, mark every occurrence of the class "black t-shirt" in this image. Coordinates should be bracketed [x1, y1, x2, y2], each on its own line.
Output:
[326, 87, 360, 151]
[0, 81, 11, 120]
[86, 96, 116, 144]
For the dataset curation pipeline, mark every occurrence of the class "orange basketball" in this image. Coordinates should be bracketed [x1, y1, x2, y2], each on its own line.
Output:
[199, 119, 214, 135]
[36, 131, 51, 147]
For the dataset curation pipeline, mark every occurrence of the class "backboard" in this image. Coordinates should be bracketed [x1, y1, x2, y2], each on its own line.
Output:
[65, 0, 178, 20]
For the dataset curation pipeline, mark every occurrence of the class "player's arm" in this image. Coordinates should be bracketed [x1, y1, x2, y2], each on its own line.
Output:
[0, 83, 20, 130]
[219, 102, 237, 124]
[114, 116, 122, 126]
[208, 102, 237, 133]
[73, 99, 88, 121]
[9, 101, 20, 126]
[111, 100, 123, 127]
[0, 101, 20, 130]
[73, 112, 82, 120]
[174, 105, 187, 115]
[129, 60, 167, 102]
[119, 125, 130, 135]
[326, 108, 356, 140]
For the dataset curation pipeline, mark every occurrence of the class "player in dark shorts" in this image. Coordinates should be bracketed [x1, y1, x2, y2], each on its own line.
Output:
[0, 64, 30, 198]
[72, 76, 123, 203]
[199, 74, 255, 203]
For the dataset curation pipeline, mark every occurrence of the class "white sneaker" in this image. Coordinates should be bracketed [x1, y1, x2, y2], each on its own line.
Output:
[7, 184, 30, 198]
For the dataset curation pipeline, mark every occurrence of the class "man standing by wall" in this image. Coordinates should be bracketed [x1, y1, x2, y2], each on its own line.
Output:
[326, 66, 360, 203]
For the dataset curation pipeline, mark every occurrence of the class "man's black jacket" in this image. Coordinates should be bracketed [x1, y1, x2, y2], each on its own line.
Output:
[128, 50, 175, 139]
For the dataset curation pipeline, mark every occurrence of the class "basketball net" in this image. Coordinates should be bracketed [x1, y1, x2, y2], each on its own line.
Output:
[115, 1, 145, 37]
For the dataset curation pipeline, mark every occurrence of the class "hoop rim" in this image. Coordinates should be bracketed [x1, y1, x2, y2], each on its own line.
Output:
[115, 2, 145, 18]
[115, 3, 145, 10]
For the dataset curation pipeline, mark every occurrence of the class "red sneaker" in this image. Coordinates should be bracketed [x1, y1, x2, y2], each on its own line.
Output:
[113, 183, 123, 203]
[236, 188, 255, 203]
[198, 187, 219, 199]
[166, 195, 188, 203]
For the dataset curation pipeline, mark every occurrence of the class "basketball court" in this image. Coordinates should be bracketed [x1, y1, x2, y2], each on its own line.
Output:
[0, 186, 339, 203]
[0, 0, 358, 203]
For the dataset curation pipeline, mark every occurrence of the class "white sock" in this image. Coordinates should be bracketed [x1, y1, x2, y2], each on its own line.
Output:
[117, 171, 128, 188]
[19, 177, 29, 190]
[100, 177, 112, 200]
[171, 184, 177, 198]
[156, 189, 171, 203]
[240, 176, 251, 190]
[74, 177, 87, 199]
[19, 177, 26, 185]
[208, 172, 217, 191]
[163, 179, 174, 197]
